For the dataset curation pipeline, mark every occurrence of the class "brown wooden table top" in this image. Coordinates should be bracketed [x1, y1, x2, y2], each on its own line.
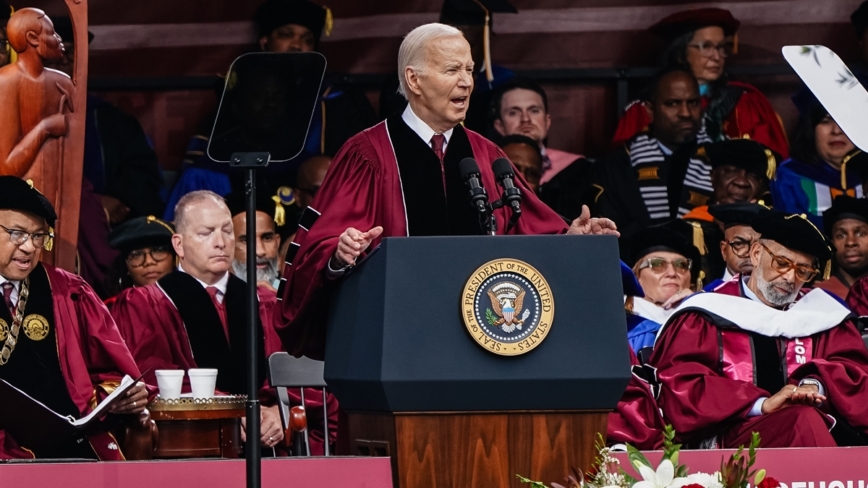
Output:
[149, 395, 246, 421]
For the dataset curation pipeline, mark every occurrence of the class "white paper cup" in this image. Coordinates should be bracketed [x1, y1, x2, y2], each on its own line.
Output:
[188, 368, 219, 399]
[155, 370, 185, 399]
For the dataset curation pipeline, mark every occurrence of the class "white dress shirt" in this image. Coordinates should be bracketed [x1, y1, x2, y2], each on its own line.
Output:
[402, 104, 454, 153]
[0, 275, 20, 308]
[178, 265, 229, 304]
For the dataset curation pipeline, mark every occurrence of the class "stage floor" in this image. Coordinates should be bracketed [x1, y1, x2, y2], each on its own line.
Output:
[0, 456, 393, 487]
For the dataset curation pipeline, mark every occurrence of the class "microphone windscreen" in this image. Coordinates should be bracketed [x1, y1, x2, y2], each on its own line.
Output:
[492, 158, 514, 179]
[459, 157, 481, 179]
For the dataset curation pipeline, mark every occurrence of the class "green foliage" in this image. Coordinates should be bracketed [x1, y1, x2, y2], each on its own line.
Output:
[486, 308, 497, 326]
[662, 425, 688, 478]
[516, 474, 550, 488]
[720, 432, 762, 488]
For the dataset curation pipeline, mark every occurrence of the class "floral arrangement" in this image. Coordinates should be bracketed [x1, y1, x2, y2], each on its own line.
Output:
[518, 426, 780, 488]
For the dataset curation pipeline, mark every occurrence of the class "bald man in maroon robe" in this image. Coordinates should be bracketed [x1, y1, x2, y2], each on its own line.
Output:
[278, 23, 618, 359]
[651, 212, 868, 448]
[0, 177, 147, 460]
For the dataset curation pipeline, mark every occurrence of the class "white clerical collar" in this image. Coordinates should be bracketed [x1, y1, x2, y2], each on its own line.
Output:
[177, 264, 228, 295]
[402, 104, 454, 147]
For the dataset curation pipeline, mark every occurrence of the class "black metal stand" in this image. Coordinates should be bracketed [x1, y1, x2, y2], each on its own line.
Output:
[230, 152, 270, 488]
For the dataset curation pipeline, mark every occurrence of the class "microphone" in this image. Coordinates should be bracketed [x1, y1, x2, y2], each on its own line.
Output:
[459, 157, 489, 215]
[492, 158, 522, 220]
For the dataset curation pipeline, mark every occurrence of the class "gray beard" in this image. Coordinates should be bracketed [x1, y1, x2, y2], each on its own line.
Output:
[755, 272, 797, 307]
[232, 258, 279, 284]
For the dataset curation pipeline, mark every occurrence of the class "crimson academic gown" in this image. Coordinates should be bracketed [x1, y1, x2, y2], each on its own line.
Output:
[278, 116, 570, 359]
[611, 81, 789, 159]
[606, 348, 665, 450]
[651, 277, 868, 448]
[0, 264, 142, 460]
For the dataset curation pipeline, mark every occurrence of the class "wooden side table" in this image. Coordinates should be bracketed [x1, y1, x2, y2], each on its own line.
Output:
[149, 395, 246, 459]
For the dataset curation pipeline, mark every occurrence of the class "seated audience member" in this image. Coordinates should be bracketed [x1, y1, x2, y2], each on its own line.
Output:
[499, 134, 543, 194]
[226, 192, 283, 291]
[164, 0, 374, 220]
[703, 202, 768, 291]
[491, 78, 584, 183]
[626, 224, 701, 350]
[612, 8, 788, 158]
[772, 90, 862, 227]
[225, 191, 337, 455]
[818, 196, 868, 300]
[296, 155, 332, 211]
[595, 68, 711, 240]
[104, 216, 176, 308]
[0, 177, 147, 460]
[278, 23, 617, 359]
[110, 191, 284, 449]
[652, 211, 868, 447]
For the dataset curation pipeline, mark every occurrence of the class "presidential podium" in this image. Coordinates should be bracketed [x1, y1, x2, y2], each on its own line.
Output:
[324, 236, 631, 488]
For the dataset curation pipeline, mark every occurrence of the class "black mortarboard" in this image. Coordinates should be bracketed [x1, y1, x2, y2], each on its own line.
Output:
[108, 215, 174, 253]
[0, 177, 56, 226]
[752, 211, 833, 276]
[440, 0, 517, 26]
[224, 191, 287, 228]
[51, 16, 94, 44]
[823, 195, 868, 236]
[700, 139, 778, 180]
[254, 0, 330, 41]
[648, 8, 740, 42]
[708, 202, 770, 229]
[853, 1, 868, 37]
[628, 222, 702, 283]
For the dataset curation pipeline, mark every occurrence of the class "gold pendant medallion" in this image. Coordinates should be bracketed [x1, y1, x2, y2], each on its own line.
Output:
[22, 314, 49, 341]
[0, 319, 8, 342]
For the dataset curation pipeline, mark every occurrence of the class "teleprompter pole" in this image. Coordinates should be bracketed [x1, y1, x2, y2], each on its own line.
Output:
[231, 152, 270, 488]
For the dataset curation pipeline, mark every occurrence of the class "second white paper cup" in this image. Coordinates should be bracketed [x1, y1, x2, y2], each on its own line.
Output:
[188, 368, 218, 399]
[155, 369, 184, 399]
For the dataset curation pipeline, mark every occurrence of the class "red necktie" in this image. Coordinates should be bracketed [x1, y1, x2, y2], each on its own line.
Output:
[430, 134, 446, 193]
[206, 286, 229, 342]
[2, 282, 15, 317]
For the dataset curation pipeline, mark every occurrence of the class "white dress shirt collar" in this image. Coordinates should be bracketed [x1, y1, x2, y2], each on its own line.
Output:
[402, 104, 454, 149]
[0, 275, 20, 305]
[178, 264, 229, 300]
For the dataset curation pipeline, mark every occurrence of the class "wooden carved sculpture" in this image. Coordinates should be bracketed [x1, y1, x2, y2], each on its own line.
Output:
[0, 4, 87, 271]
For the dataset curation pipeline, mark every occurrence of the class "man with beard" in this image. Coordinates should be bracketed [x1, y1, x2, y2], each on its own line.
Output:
[651, 211, 868, 447]
[226, 191, 283, 290]
[702, 202, 769, 290]
[111, 191, 285, 449]
[817, 196, 868, 300]
[594, 67, 711, 241]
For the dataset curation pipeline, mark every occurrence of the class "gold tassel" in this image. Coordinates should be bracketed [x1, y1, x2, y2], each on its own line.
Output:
[7, 5, 15, 64]
[44, 226, 54, 251]
[764, 149, 776, 181]
[823, 259, 831, 281]
[625, 295, 634, 313]
[696, 270, 705, 291]
[271, 196, 285, 227]
[840, 150, 860, 190]
[323, 7, 333, 37]
[146, 215, 175, 234]
[471, 0, 493, 83]
[690, 221, 707, 255]
[320, 86, 331, 155]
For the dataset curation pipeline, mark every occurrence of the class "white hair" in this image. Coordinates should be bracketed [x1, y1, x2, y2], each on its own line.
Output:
[397, 23, 464, 98]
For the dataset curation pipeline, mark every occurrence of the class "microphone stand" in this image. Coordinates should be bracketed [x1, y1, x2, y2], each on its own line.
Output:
[230, 151, 270, 488]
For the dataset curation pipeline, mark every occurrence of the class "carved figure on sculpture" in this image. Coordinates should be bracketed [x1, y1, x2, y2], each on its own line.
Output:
[0, 7, 74, 206]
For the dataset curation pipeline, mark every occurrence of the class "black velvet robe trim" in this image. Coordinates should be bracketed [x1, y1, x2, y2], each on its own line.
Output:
[386, 114, 485, 236]
[158, 271, 266, 394]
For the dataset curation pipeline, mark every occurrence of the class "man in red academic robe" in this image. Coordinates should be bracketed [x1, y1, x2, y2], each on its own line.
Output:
[110, 191, 285, 449]
[278, 23, 619, 359]
[0, 176, 148, 460]
[651, 211, 868, 448]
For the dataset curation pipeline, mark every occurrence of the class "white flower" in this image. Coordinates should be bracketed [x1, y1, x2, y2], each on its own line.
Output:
[633, 460, 690, 488]
[685, 472, 723, 488]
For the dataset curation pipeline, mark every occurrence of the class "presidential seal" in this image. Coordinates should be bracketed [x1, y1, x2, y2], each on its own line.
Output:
[461, 258, 554, 356]
[22, 314, 49, 341]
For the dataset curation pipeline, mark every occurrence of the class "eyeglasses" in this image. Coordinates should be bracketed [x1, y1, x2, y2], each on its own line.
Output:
[126, 245, 172, 268]
[687, 41, 734, 58]
[0, 224, 53, 249]
[759, 242, 818, 282]
[726, 238, 756, 259]
[637, 257, 693, 274]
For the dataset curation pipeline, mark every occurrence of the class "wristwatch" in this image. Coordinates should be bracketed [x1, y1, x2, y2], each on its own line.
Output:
[798, 378, 821, 389]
